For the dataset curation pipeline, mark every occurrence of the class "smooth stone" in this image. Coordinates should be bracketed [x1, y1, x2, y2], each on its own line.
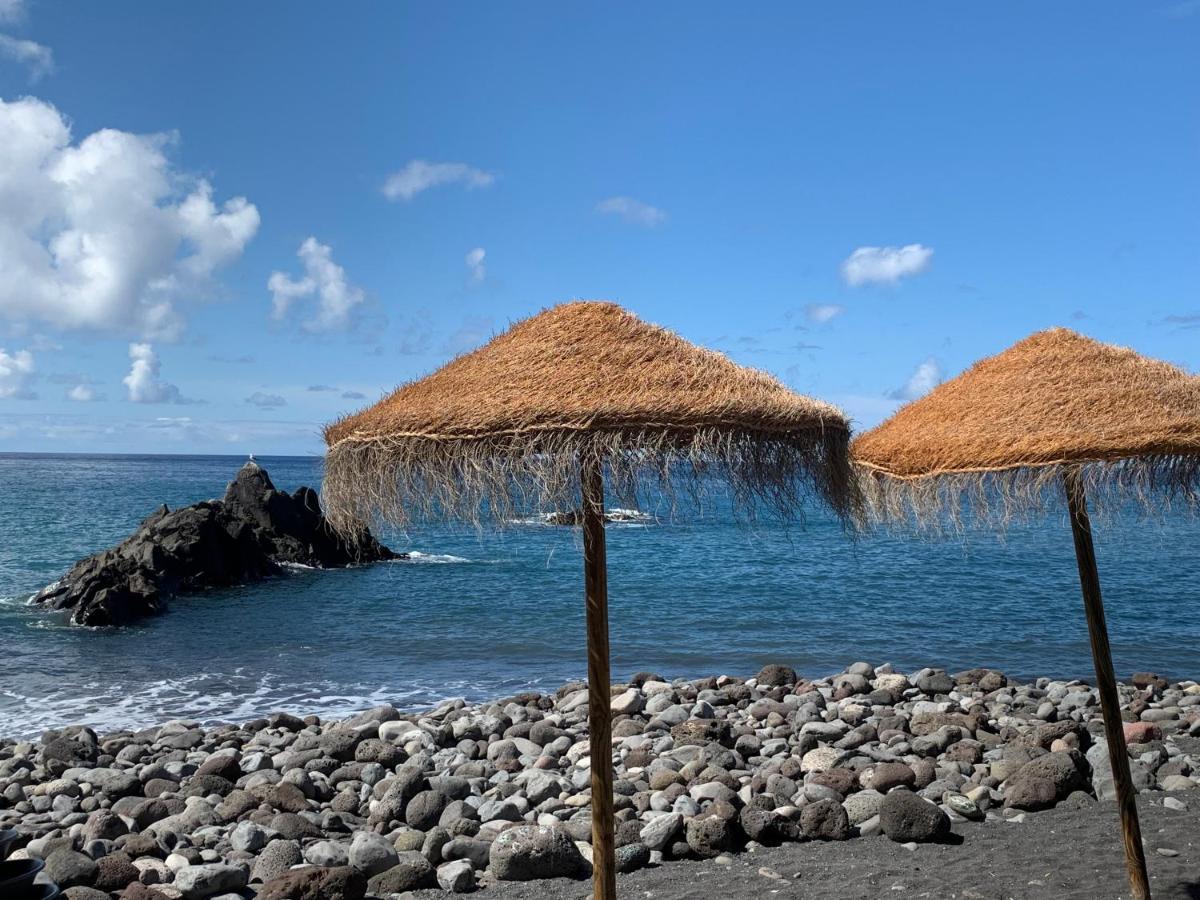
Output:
[437, 858, 475, 892]
[173, 863, 248, 899]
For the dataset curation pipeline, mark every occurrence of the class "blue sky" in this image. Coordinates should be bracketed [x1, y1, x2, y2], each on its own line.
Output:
[1, 3, 1197, 454]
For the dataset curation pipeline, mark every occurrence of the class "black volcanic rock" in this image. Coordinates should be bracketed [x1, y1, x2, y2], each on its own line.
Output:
[33, 461, 397, 626]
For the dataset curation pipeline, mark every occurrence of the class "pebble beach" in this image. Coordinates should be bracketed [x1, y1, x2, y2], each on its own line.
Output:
[3, 662, 1198, 899]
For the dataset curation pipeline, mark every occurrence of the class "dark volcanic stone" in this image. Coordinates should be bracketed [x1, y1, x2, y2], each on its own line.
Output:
[45, 848, 98, 889]
[880, 789, 951, 842]
[120, 886, 172, 900]
[82, 809, 128, 842]
[61, 889, 109, 900]
[31, 462, 396, 626]
[264, 781, 308, 813]
[685, 815, 735, 858]
[739, 805, 781, 843]
[41, 727, 99, 773]
[811, 767, 857, 797]
[252, 839, 304, 883]
[871, 761, 917, 792]
[259, 865, 367, 900]
[354, 738, 402, 767]
[671, 720, 732, 748]
[800, 798, 850, 840]
[365, 853, 436, 893]
[1004, 776, 1058, 811]
[1131, 672, 1169, 693]
[216, 788, 259, 822]
[269, 811, 321, 840]
[319, 729, 361, 762]
[142, 779, 178, 799]
[268, 711, 306, 731]
[616, 842, 652, 873]
[117, 832, 163, 858]
[184, 773, 235, 798]
[529, 721, 567, 746]
[1005, 750, 1090, 806]
[489, 825, 585, 881]
[196, 752, 242, 781]
[406, 789, 448, 831]
[756, 664, 798, 687]
[93, 852, 139, 891]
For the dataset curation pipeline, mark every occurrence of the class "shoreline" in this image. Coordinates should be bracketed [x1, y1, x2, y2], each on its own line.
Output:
[1, 663, 1198, 898]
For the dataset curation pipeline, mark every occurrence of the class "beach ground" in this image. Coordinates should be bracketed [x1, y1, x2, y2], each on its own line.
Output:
[415, 797, 1200, 900]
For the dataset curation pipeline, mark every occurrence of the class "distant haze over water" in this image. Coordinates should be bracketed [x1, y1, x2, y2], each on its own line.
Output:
[1, 453, 1197, 738]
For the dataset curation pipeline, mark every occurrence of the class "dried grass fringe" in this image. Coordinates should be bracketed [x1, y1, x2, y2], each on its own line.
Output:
[321, 425, 857, 535]
[856, 453, 1200, 534]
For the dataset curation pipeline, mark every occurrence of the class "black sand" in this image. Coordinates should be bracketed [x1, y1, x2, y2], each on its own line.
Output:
[418, 797, 1199, 900]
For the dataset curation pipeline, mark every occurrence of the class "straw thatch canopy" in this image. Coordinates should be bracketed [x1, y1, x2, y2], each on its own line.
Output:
[853, 327, 1200, 526]
[323, 301, 854, 529]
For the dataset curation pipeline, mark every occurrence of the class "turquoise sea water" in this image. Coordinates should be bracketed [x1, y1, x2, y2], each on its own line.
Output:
[0, 453, 1197, 738]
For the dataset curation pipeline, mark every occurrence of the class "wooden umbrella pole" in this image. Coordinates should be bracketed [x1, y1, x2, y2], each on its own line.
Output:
[1063, 468, 1151, 900]
[581, 454, 616, 900]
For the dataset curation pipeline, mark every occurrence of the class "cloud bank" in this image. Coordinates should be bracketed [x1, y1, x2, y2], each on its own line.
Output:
[0, 97, 259, 340]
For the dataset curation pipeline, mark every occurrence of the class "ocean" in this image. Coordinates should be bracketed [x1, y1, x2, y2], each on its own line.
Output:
[1, 452, 1197, 739]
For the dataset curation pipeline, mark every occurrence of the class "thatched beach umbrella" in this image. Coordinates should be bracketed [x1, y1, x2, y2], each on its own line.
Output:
[853, 327, 1200, 900]
[322, 301, 855, 899]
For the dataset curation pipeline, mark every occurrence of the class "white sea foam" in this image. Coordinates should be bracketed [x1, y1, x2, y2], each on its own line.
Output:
[508, 507, 656, 527]
[279, 561, 318, 571]
[606, 507, 655, 523]
[403, 551, 471, 564]
[0, 669, 564, 739]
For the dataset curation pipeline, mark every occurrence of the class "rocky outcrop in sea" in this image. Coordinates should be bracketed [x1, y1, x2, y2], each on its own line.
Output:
[0, 664, 1196, 898]
[31, 462, 396, 627]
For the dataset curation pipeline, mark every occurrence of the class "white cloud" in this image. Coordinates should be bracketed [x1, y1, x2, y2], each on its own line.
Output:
[245, 391, 286, 409]
[0, 96, 259, 340]
[0, 0, 25, 23]
[123, 343, 192, 404]
[889, 357, 941, 401]
[341, 390, 366, 400]
[67, 383, 99, 402]
[0, 33, 52, 80]
[268, 237, 364, 332]
[805, 303, 844, 324]
[0, 347, 35, 398]
[382, 160, 495, 202]
[596, 196, 667, 227]
[465, 247, 486, 283]
[841, 244, 933, 287]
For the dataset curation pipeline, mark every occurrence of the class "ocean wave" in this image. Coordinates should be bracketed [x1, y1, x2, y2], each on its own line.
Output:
[402, 551, 472, 564]
[508, 507, 656, 527]
[606, 507, 655, 523]
[0, 670, 565, 739]
[279, 561, 318, 571]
